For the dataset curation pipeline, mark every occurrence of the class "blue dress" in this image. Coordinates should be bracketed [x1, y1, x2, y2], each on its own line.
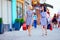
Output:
[40, 12, 47, 26]
[26, 10, 33, 25]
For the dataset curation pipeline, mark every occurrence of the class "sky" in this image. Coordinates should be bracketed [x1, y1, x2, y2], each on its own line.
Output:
[45, 0, 60, 17]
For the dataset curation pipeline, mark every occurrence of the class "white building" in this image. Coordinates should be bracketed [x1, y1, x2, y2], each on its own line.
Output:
[0, 0, 12, 31]
[0, 0, 17, 32]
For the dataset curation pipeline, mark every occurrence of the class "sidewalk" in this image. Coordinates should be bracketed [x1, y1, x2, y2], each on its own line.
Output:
[0, 26, 60, 40]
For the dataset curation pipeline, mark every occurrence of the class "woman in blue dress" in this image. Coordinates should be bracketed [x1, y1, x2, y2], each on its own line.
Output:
[26, 5, 33, 36]
[40, 6, 47, 36]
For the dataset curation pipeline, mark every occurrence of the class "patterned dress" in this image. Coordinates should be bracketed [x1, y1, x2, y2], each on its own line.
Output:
[26, 10, 33, 25]
[40, 12, 47, 26]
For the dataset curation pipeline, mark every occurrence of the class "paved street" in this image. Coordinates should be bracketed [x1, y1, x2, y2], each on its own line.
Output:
[0, 26, 60, 40]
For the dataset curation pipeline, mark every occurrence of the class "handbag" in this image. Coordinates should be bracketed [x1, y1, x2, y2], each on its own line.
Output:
[47, 24, 51, 29]
[47, 24, 53, 31]
[50, 24, 53, 31]
[22, 22, 27, 30]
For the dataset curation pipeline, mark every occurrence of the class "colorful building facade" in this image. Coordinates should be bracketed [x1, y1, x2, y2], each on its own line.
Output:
[0, 0, 32, 32]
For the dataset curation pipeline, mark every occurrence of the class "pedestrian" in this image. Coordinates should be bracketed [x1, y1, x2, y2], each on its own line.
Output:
[40, 6, 47, 36]
[33, 13, 37, 28]
[57, 14, 60, 28]
[46, 8, 52, 30]
[35, 7, 40, 25]
[52, 14, 58, 28]
[25, 5, 33, 36]
[46, 8, 50, 24]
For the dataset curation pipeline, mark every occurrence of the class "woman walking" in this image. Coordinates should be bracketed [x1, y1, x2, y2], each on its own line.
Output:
[57, 14, 60, 28]
[25, 5, 33, 36]
[52, 14, 57, 28]
[40, 6, 47, 36]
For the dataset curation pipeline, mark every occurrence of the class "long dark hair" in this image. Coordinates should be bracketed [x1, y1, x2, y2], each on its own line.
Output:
[44, 6, 46, 12]
[41, 5, 46, 12]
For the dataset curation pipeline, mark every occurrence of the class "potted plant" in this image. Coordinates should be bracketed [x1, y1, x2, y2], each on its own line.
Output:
[20, 18, 24, 26]
[14, 18, 20, 30]
[0, 18, 2, 23]
[0, 18, 3, 34]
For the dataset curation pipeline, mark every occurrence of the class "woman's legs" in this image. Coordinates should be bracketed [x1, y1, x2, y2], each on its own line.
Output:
[41, 26, 45, 36]
[41, 25, 47, 36]
[28, 25, 32, 36]
[58, 22, 60, 28]
[52, 23, 54, 28]
[44, 25, 47, 35]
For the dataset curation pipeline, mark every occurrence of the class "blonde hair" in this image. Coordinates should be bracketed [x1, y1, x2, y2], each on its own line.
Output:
[28, 5, 33, 10]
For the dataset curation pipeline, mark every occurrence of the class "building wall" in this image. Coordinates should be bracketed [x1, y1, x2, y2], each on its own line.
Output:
[0, 0, 12, 31]
[2, 0, 11, 24]
[0, 0, 2, 17]
[2, 0, 8, 24]
[7, 1, 12, 29]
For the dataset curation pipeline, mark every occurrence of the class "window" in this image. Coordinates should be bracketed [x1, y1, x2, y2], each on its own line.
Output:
[17, 2, 23, 18]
